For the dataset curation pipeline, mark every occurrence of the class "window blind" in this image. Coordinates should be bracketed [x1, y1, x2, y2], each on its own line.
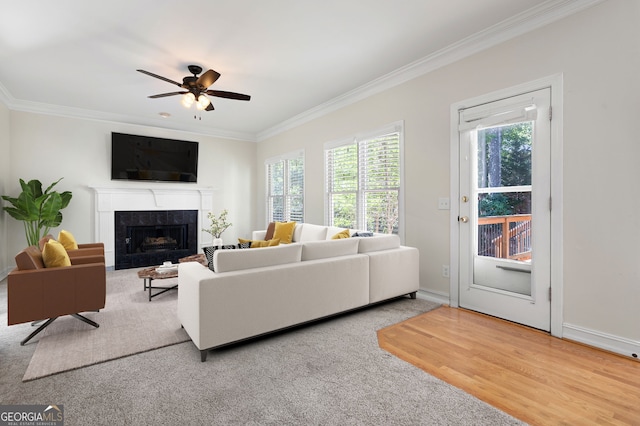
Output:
[266, 151, 304, 223]
[325, 125, 401, 234]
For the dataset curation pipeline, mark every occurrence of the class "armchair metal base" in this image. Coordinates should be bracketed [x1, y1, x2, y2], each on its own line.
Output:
[21, 313, 99, 346]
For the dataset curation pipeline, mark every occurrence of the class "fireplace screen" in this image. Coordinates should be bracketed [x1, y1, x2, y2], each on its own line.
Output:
[126, 225, 187, 254]
[114, 209, 198, 269]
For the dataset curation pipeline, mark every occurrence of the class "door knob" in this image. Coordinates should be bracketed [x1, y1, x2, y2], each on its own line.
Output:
[459, 216, 469, 223]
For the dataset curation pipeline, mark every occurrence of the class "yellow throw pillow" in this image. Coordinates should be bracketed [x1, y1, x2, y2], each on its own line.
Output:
[42, 240, 71, 267]
[238, 238, 280, 248]
[331, 229, 351, 239]
[273, 221, 296, 244]
[58, 229, 78, 250]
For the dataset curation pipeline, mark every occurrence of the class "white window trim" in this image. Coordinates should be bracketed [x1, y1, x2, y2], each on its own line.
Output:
[324, 121, 405, 242]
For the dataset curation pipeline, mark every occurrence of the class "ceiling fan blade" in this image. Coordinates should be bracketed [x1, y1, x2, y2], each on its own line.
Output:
[205, 103, 215, 111]
[148, 91, 188, 98]
[197, 69, 221, 89]
[206, 90, 251, 101]
[137, 69, 183, 87]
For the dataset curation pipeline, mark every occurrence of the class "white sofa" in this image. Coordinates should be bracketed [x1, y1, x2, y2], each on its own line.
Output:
[178, 223, 419, 361]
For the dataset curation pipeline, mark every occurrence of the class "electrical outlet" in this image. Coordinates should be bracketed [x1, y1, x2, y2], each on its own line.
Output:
[438, 198, 450, 210]
[442, 265, 450, 278]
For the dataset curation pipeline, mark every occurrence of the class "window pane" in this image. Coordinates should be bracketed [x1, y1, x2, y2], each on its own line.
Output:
[269, 162, 284, 195]
[477, 122, 532, 188]
[270, 196, 284, 222]
[267, 153, 304, 223]
[288, 196, 304, 223]
[330, 193, 356, 229]
[361, 135, 400, 190]
[364, 190, 398, 234]
[478, 191, 531, 217]
[477, 192, 531, 261]
[328, 145, 357, 192]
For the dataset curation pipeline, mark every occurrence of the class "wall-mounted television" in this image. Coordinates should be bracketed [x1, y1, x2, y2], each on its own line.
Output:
[111, 132, 198, 183]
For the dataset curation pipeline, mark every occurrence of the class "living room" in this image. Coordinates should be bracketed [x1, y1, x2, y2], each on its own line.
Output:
[1, 0, 639, 423]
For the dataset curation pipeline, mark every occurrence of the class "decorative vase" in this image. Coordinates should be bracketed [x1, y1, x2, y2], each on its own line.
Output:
[213, 238, 223, 246]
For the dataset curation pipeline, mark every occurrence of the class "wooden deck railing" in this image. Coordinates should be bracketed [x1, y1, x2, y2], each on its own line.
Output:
[477, 214, 531, 260]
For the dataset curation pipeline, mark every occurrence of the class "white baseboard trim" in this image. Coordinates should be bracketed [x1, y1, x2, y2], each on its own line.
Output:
[416, 289, 450, 305]
[563, 323, 640, 360]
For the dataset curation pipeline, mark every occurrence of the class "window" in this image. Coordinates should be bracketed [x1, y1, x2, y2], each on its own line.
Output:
[325, 122, 403, 235]
[266, 151, 304, 223]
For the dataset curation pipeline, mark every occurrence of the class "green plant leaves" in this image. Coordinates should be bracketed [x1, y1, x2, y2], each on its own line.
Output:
[1, 178, 72, 246]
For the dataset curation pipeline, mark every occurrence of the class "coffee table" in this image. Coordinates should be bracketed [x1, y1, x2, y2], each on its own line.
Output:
[137, 254, 207, 301]
[137, 266, 178, 301]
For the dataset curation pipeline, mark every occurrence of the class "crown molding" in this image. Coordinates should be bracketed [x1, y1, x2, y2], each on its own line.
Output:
[0, 82, 257, 142]
[1, 0, 603, 144]
[256, 0, 604, 142]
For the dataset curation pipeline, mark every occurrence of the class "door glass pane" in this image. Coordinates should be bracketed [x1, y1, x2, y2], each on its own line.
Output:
[477, 123, 532, 188]
[477, 192, 531, 261]
[473, 121, 533, 296]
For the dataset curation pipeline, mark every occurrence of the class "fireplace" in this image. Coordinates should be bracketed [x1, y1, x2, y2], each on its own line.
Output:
[114, 210, 198, 269]
[91, 186, 213, 269]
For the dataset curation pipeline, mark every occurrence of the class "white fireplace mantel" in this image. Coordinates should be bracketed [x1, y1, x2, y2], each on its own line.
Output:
[90, 186, 214, 268]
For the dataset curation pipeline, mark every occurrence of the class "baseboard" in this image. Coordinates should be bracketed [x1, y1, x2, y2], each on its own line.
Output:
[416, 289, 450, 305]
[563, 323, 640, 360]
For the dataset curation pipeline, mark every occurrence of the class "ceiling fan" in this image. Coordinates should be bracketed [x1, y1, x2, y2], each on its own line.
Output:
[137, 65, 250, 111]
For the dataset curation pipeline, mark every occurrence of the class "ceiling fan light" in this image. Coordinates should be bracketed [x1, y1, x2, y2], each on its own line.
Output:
[181, 92, 195, 107]
[197, 94, 210, 108]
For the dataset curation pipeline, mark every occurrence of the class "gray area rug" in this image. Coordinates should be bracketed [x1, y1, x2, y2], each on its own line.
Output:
[1, 271, 524, 425]
[23, 268, 188, 381]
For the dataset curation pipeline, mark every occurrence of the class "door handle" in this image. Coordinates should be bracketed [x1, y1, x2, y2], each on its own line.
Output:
[459, 216, 469, 223]
[496, 265, 531, 274]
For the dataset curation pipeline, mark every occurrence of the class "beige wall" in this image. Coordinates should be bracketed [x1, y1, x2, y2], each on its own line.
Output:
[4, 112, 256, 265]
[0, 102, 10, 277]
[257, 1, 640, 343]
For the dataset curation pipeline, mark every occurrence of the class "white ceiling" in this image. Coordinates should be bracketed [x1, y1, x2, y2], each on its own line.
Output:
[0, 1, 596, 141]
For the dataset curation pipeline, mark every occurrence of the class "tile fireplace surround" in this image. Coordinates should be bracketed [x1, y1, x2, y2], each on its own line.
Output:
[90, 186, 214, 269]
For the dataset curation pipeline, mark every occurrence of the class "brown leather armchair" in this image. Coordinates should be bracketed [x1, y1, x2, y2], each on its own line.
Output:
[7, 245, 106, 345]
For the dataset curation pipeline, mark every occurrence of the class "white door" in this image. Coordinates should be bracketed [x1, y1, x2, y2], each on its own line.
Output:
[458, 88, 551, 331]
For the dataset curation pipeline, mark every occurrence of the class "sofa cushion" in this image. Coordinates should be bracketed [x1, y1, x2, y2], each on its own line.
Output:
[214, 243, 302, 273]
[42, 239, 72, 268]
[298, 223, 327, 241]
[58, 229, 79, 250]
[273, 221, 296, 244]
[203, 243, 251, 271]
[357, 234, 401, 253]
[238, 238, 281, 248]
[301, 238, 360, 261]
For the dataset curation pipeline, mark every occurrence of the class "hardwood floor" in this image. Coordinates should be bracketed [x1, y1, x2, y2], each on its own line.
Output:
[377, 306, 640, 425]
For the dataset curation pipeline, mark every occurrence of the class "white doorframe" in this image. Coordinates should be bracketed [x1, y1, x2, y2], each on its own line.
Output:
[449, 74, 564, 337]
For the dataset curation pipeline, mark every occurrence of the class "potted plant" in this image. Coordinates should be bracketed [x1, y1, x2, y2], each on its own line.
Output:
[1, 178, 72, 246]
[203, 209, 232, 246]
